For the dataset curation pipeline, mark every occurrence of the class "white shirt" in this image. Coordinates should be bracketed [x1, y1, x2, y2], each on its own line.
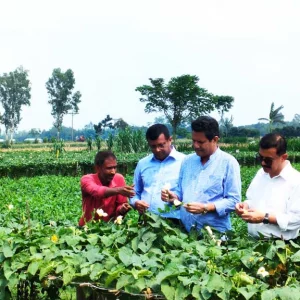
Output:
[246, 161, 300, 240]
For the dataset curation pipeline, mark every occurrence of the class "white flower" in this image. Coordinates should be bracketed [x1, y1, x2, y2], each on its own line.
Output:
[236, 149, 240, 153]
[257, 267, 269, 277]
[8, 204, 14, 210]
[216, 240, 222, 246]
[205, 226, 213, 236]
[173, 199, 182, 207]
[49, 221, 56, 226]
[96, 209, 108, 217]
[205, 226, 216, 242]
[162, 183, 171, 191]
[114, 215, 123, 225]
[84, 225, 88, 232]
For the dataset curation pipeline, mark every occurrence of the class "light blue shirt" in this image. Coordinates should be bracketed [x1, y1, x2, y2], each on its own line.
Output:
[130, 147, 185, 219]
[176, 148, 241, 232]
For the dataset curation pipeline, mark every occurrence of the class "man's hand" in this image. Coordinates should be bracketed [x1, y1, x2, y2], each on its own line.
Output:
[183, 202, 215, 214]
[119, 203, 132, 215]
[161, 190, 178, 203]
[134, 200, 150, 214]
[235, 202, 249, 216]
[241, 209, 265, 223]
[117, 185, 135, 198]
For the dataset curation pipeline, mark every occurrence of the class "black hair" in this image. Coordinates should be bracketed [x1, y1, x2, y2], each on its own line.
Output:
[259, 133, 287, 156]
[146, 124, 170, 141]
[191, 116, 219, 141]
[94, 151, 116, 166]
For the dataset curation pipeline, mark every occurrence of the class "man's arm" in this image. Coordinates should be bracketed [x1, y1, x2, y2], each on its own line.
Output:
[81, 175, 135, 199]
[213, 158, 241, 216]
[114, 175, 133, 215]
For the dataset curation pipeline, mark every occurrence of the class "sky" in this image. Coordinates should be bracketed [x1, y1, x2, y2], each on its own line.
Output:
[1, 0, 300, 132]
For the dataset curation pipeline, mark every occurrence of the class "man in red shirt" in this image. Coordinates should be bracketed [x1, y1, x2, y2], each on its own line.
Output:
[79, 151, 135, 226]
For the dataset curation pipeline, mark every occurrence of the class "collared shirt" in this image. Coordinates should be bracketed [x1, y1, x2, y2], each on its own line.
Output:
[246, 161, 300, 240]
[130, 147, 185, 219]
[79, 173, 128, 226]
[175, 148, 241, 232]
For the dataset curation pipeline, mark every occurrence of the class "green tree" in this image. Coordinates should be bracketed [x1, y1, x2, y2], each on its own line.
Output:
[46, 68, 81, 139]
[291, 113, 300, 127]
[94, 114, 114, 136]
[29, 128, 41, 138]
[136, 75, 234, 143]
[220, 115, 234, 137]
[0, 66, 31, 142]
[258, 102, 285, 133]
[114, 118, 129, 130]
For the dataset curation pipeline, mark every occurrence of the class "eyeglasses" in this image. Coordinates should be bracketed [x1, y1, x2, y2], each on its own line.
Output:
[256, 153, 276, 166]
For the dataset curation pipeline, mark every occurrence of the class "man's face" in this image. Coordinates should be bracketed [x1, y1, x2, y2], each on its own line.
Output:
[192, 131, 218, 159]
[148, 133, 172, 161]
[97, 157, 117, 185]
[257, 147, 287, 178]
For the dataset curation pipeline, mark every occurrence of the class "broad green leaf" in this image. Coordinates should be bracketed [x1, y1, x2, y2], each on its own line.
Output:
[27, 261, 40, 276]
[2, 242, 13, 258]
[236, 287, 257, 300]
[63, 266, 76, 285]
[192, 284, 202, 300]
[83, 248, 104, 264]
[100, 235, 114, 247]
[276, 251, 286, 265]
[118, 247, 133, 267]
[39, 262, 55, 280]
[86, 233, 99, 245]
[161, 280, 175, 300]
[105, 268, 124, 286]
[116, 274, 133, 290]
[174, 282, 190, 300]
[206, 273, 224, 292]
[290, 250, 300, 262]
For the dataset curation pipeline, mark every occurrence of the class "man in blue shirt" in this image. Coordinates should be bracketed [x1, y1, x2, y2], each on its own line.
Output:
[162, 116, 241, 233]
[130, 124, 185, 220]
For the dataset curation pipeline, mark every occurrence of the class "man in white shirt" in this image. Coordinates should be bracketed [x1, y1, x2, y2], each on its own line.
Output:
[235, 133, 300, 240]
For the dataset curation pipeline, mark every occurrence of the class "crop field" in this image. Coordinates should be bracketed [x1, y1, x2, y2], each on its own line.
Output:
[1, 153, 300, 299]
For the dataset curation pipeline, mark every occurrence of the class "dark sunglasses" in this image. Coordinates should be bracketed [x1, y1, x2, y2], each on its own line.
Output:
[256, 153, 275, 166]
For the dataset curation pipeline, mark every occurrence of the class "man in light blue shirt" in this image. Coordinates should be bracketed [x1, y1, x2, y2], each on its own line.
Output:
[162, 116, 241, 233]
[130, 124, 185, 220]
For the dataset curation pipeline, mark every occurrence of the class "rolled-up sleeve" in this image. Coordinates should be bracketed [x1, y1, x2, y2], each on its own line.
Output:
[277, 184, 300, 231]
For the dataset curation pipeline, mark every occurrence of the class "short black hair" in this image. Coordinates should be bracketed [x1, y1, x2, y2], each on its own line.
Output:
[191, 116, 219, 141]
[259, 133, 287, 156]
[94, 151, 116, 166]
[146, 124, 170, 141]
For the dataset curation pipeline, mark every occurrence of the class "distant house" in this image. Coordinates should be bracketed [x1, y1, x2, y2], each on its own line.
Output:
[24, 138, 43, 143]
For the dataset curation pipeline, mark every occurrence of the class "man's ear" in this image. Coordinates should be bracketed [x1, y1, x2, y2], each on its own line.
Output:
[169, 136, 173, 143]
[213, 136, 219, 143]
[282, 153, 288, 161]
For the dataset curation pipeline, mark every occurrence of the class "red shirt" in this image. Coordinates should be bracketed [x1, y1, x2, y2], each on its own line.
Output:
[78, 173, 128, 226]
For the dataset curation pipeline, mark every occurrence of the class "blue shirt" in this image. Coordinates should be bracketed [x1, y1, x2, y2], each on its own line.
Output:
[130, 147, 185, 219]
[176, 148, 241, 232]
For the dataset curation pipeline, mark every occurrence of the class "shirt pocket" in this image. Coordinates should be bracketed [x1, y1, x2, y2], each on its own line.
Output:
[205, 175, 223, 194]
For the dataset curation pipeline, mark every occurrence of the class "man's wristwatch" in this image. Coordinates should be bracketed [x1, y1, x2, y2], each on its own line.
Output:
[262, 213, 269, 224]
[203, 204, 209, 214]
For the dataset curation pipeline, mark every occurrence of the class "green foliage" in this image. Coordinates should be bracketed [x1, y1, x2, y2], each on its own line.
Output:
[94, 136, 102, 151]
[115, 128, 148, 153]
[86, 137, 93, 151]
[51, 139, 65, 158]
[46, 68, 81, 139]
[259, 102, 285, 133]
[0, 66, 31, 141]
[106, 132, 114, 150]
[136, 75, 234, 143]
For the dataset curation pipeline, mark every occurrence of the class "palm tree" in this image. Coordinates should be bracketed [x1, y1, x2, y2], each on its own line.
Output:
[258, 102, 285, 133]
